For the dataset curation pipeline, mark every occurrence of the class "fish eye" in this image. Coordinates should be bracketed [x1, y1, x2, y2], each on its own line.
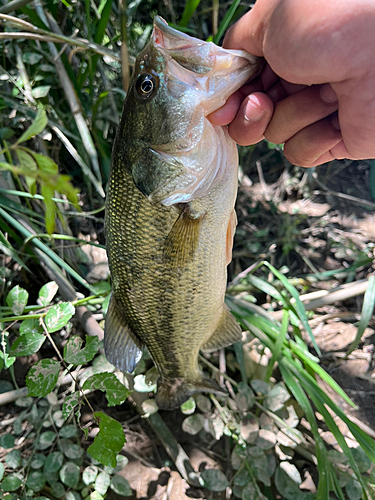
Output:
[135, 74, 157, 100]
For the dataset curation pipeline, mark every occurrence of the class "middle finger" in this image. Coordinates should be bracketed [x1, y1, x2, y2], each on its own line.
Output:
[265, 84, 339, 144]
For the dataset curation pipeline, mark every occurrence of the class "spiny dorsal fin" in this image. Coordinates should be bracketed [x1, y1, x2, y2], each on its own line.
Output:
[104, 294, 143, 373]
[164, 204, 205, 268]
[201, 304, 243, 352]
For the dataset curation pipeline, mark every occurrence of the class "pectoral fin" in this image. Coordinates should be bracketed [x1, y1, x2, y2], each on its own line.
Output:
[104, 294, 143, 373]
[164, 204, 205, 268]
[226, 209, 237, 266]
[201, 304, 243, 352]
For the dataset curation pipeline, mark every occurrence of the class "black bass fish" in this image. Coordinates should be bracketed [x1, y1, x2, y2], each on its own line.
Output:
[104, 16, 263, 409]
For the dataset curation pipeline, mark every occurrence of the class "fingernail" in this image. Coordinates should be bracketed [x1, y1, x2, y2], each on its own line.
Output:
[244, 94, 266, 121]
[320, 84, 338, 103]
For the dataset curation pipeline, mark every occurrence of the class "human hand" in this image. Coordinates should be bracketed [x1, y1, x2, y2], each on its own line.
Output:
[209, 0, 375, 167]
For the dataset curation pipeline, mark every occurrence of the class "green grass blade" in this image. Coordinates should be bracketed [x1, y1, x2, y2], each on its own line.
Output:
[290, 340, 355, 407]
[180, 0, 202, 27]
[304, 256, 373, 282]
[0, 207, 95, 294]
[23, 233, 105, 250]
[167, 24, 197, 34]
[0, 192, 44, 220]
[347, 275, 375, 356]
[94, 0, 113, 44]
[265, 309, 288, 382]
[229, 296, 355, 405]
[233, 341, 247, 383]
[294, 365, 375, 464]
[329, 462, 346, 500]
[51, 126, 105, 198]
[0, 187, 75, 205]
[280, 363, 330, 500]
[263, 261, 321, 355]
[0, 216, 23, 246]
[0, 229, 28, 269]
[307, 390, 368, 498]
[213, 0, 241, 44]
[246, 274, 284, 302]
[227, 297, 281, 335]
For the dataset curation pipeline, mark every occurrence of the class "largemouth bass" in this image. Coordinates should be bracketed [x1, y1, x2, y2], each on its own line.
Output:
[104, 17, 263, 410]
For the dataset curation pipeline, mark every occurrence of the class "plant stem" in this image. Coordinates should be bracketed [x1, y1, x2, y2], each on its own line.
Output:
[119, 0, 130, 92]
[40, 318, 95, 413]
[199, 354, 238, 387]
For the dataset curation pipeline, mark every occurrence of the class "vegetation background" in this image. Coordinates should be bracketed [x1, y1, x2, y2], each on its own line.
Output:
[0, 0, 374, 499]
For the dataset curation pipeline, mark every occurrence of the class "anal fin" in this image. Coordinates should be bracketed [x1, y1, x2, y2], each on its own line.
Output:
[104, 294, 143, 373]
[201, 304, 243, 352]
[164, 203, 205, 268]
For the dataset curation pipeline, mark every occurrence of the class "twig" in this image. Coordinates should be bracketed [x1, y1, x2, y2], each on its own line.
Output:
[0, 64, 30, 102]
[0, 32, 120, 61]
[309, 311, 361, 326]
[270, 278, 372, 320]
[75, 306, 104, 341]
[219, 348, 225, 386]
[124, 374, 200, 487]
[15, 45, 35, 104]
[212, 0, 219, 36]
[46, 15, 80, 69]
[33, 4, 102, 185]
[228, 260, 263, 287]
[302, 278, 370, 310]
[0, 370, 89, 406]
[162, 474, 175, 500]
[98, 61, 120, 124]
[0, 417, 17, 427]
[225, 380, 236, 400]
[0, 387, 27, 405]
[148, 412, 200, 486]
[256, 160, 272, 201]
[119, 0, 130, 92]
[313, 171, 375, 210]
[199, 354, 238, 388]
[51, 125, 105, 198]
[0, 0, 34, 13]
[0, 14, 120, 60]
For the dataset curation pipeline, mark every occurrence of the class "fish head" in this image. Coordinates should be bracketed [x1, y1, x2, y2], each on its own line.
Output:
[114, 16, 264, 203]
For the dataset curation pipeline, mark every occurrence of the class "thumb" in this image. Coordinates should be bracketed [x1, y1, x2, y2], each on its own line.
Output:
[222, 0, 279, 55]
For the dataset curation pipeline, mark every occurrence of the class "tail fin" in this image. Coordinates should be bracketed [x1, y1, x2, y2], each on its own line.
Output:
[156, 377, 226, 410]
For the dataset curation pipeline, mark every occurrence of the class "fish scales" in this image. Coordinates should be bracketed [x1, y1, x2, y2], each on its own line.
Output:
[107, 144, 235, 371]
[104, 16, 263, 409]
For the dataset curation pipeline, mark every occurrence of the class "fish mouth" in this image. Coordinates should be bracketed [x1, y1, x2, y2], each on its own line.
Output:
[152, 16, 264, 116]
[153, 16, 204, 52]
[153, 15, 263, 75]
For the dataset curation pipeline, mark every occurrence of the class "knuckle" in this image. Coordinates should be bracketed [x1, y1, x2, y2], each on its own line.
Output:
[264, 127, 284, 145]
[283, 143, 315, 167]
